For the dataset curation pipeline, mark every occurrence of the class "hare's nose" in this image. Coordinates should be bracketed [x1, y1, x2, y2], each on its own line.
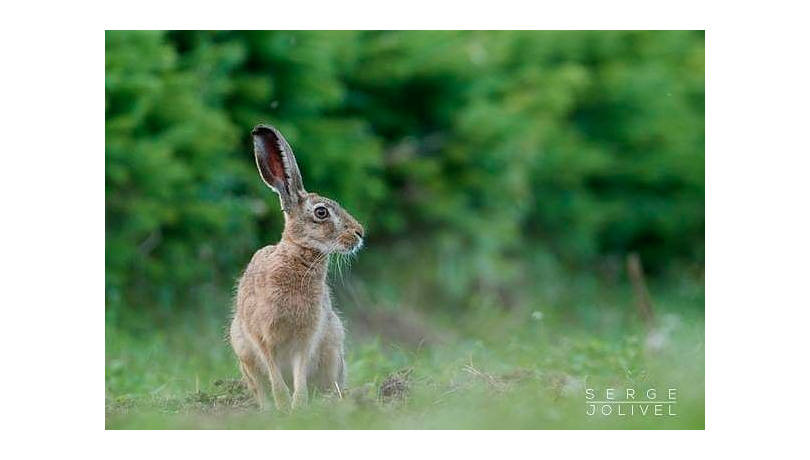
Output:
[355, 228, 364, 239]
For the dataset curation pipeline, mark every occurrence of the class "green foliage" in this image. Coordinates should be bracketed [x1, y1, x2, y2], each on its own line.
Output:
[105, 31, 704, 313]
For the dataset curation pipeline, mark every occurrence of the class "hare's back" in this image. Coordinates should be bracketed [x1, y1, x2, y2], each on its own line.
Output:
[237, 244, 276, 295]
[248, 244, 276, 267]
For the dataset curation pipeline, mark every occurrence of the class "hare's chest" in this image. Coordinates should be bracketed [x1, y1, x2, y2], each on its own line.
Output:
[266, 288, 327, 334]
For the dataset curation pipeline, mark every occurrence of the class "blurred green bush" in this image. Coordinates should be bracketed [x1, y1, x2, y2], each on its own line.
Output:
[105, 31, 704, 314]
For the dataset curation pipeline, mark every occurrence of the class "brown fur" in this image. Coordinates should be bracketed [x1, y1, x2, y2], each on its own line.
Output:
[230, 125, 364, 410]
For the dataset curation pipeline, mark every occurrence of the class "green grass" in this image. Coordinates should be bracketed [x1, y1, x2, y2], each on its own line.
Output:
[105, 275, 704, 429]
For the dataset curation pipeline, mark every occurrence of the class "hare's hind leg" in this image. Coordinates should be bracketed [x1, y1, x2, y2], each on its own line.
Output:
[230, 317, 266, 408]
[238, 356, 265, 408]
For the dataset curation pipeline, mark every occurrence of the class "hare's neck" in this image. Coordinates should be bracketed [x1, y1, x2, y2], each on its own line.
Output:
[277, 238, 328, 281]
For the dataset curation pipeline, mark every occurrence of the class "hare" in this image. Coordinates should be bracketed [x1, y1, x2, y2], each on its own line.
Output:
[229, 125, 364, 411]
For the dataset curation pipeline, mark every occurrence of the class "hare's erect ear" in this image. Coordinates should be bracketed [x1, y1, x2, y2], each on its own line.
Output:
[252, 125, 306, 211]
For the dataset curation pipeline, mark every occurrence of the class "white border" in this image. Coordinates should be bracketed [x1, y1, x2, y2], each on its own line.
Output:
[1, 0, 808, 457]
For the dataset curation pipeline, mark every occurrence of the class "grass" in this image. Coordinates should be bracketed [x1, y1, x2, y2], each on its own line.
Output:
[105, 270, 704, 429]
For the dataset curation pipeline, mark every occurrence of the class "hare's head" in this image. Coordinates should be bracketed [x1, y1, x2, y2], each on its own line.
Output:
[252, 125, 365, 255]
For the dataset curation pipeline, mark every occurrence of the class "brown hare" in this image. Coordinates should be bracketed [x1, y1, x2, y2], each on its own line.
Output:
[229, 125, 364, 411]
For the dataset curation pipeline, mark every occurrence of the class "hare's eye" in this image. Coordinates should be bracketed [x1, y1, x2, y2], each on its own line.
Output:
[314, 206, 329, 220]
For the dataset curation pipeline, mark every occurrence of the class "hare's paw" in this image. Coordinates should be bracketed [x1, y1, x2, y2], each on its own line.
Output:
[292, 389, 309, 410]
[272, 387, 292, 412]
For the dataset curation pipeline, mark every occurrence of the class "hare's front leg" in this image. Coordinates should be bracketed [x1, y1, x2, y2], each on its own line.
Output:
[291, 345, 311, 409]
[312, 312, 347, 392]
[255, 342, 292, 411]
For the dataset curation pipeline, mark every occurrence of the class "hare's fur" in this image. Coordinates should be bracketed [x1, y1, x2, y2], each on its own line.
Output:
[229, 125, 363, 410]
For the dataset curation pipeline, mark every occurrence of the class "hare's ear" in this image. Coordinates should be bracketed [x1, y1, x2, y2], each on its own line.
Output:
[252, 125, 306, 211]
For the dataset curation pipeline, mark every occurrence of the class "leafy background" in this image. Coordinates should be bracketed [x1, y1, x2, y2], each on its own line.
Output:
[105, 30, 704, 429]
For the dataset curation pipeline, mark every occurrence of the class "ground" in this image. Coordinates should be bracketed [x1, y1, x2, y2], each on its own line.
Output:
[105, 276, 704, 429]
